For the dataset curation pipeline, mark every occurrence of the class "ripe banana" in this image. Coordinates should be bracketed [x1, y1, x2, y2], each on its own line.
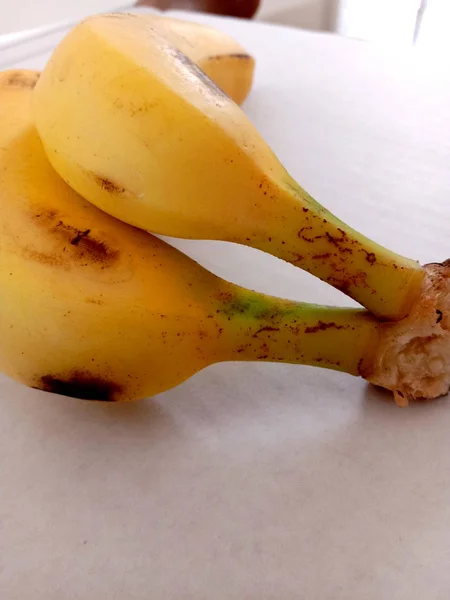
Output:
[144, 14, 255, 105]
[4, 70, 449, 404]
[33, 12, 424, 322]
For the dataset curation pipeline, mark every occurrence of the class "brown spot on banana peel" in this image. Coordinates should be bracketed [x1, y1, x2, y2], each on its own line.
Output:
[252, 326, 280, 338]
[360, 250, 377, 264]
[289, 214, 382, 296]
[312, 253, 331, 260]
[38, 372, 123, 401]
[297, 226, 352, 254]
[358, 354, 376, 379]
[206, 53, 253, 61]
[70, 229, 90, 245]
[92, 174, 126, 195]
[325, 248, 377, 294]
[325, 230, 352, 253]
[2, 71, 40, 88]
[85, 297, 105, 305]
[304, 321, 347, 334]
[225, 53, 252, 61]
[297, 227, 316, 243]
[29, 209, 119, 268]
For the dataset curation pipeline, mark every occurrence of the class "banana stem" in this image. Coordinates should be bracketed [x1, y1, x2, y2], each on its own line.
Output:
[242, 178, 425, 321]
[218, 288, 382, 378]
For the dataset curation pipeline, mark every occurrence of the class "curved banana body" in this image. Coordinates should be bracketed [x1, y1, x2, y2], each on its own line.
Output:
[0, 71, 381, 402]
[145, 14, 255, 105]
[33, 13, 424, 321]
[0, 71, 231, 400]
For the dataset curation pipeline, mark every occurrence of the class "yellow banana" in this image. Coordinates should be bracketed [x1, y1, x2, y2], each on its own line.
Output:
[144, 14, 255, 105]
[33, 12, 424, 322]
[3, 70, 449, 404]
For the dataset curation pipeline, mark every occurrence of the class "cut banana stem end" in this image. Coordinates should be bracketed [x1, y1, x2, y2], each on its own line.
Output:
[219, 260, 450, 406]
[368, 261, 450, 406]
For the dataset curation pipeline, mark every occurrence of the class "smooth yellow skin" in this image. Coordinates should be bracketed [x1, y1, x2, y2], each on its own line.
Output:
[0, 71, 383, 401]
[145, 14, 255, 105]
[1, 71, 230, 400]
[33, 13, 424, 321]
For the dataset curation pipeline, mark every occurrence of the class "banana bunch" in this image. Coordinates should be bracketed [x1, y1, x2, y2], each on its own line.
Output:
[0, 13, 448, 405]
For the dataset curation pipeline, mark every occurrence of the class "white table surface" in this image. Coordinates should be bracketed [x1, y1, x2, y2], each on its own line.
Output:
[1, 10, 450, 600]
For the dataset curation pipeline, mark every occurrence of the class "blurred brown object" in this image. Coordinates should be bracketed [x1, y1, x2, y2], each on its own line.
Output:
[135, 0, 261, 19]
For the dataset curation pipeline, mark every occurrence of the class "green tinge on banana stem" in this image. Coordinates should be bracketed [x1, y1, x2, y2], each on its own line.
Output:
[217, 287, 381, 378]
